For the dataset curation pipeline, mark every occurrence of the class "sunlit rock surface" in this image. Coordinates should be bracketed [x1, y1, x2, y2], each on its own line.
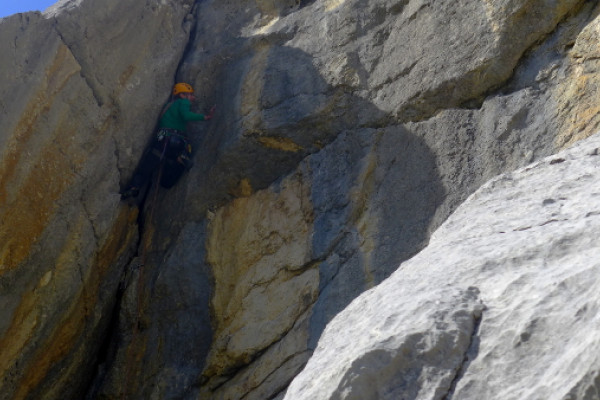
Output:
[286, 132, 600, 400]
[1, 0, 600, 398]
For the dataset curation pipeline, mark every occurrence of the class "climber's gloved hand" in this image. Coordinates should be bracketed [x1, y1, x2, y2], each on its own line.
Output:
[205, 105, 216, 120]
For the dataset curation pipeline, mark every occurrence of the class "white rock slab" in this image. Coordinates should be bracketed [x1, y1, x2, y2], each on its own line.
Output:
[285, 132, 600, 400]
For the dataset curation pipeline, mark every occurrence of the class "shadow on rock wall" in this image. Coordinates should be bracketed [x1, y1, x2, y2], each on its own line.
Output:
[93, 38, 444, 400]
[307, 124, 445, 349]
[186, 42, 380, 211]
[189, 44, 443, 398]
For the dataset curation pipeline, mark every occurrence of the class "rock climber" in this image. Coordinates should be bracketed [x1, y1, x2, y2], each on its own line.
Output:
[121, 82, 215, 199]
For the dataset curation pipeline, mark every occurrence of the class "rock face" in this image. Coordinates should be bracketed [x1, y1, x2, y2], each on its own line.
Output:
[285, 131, 600, 400]
[1, 0, 600, 399]
[0, 1, 195, 399]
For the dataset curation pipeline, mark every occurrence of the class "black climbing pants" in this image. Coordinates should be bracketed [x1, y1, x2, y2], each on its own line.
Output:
[129, 133, 190, 189]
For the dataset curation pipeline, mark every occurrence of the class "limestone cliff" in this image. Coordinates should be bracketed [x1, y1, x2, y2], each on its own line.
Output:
[0, 0, 599, 399]
[285, 131, 600, 400]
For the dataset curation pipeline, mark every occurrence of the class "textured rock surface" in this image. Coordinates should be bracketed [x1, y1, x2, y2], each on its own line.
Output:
[285, 131, 600, 400]
[1, 0, 600, 399]
[0, 1, 195, 399]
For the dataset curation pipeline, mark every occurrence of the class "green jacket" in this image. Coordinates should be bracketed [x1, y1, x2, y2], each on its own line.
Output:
[158, 98, 205, 131]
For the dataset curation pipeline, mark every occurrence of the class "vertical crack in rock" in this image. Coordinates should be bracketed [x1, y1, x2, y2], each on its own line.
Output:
[51, 20, 105, 108]
[174, 4, 199, 79]
[110, 134, 124, 185]
[83, 274, 130, 399]
[442, 307, 484, 400]
[82, 4, 206, 397]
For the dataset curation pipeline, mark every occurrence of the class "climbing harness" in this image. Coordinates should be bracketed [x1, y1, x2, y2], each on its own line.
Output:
[155, 128, 193, 166]
[157, 127, 185, 141]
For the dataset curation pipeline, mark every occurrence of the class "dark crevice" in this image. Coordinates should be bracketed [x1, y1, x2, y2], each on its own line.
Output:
[299, 0, 318, 9]
[83, 202, 153, 399]
[83, 2, 202, 395]
[174, 2, 200, 82]
[83, 274, 130, 399]
[82, 195, 149, 399]
[442, 310, 484, 400]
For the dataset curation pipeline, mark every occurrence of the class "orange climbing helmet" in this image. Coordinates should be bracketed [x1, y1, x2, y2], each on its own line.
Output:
[172, 82, 194, 96]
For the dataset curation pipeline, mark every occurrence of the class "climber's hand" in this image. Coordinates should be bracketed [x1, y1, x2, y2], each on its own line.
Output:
[205, 105, 216, 120]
